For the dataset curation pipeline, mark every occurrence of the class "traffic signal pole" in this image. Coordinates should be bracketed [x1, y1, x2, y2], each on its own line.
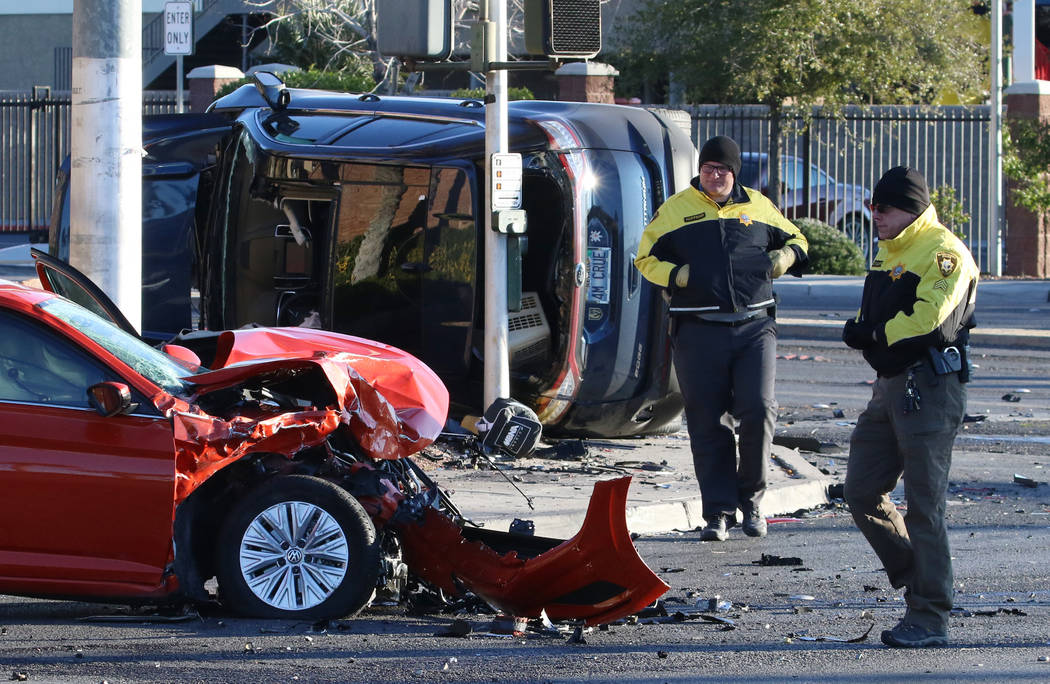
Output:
[480, 0, 512, 406]
[71, 0, 142, 330]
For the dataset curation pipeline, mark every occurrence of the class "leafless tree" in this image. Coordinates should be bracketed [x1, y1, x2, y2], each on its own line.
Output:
[243, 0, 532, 91]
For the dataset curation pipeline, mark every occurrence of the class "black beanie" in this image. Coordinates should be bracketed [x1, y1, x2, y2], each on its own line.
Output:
[699, 135, 742, 176]
[872, 166, 930, 215]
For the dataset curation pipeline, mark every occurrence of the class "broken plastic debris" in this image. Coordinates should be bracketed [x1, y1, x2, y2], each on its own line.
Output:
[1014, 474, 1040, 488]
[789, 595, 816, 601]
[509, 518, 535, 535]
[490, 615, 529, 636]
[793, 624, 873, 643]
[753, 553, 803, 567]
[963, 413, 987, 423]
[1002, 393, 1023, 402]
[534, 439, 588, 460]
[698, 597, 732, 613]
[435, 619, 473, 637]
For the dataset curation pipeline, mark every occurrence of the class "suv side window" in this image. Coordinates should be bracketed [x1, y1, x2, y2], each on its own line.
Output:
[0, 311, 108, 406]
[330, 163, 431, 353]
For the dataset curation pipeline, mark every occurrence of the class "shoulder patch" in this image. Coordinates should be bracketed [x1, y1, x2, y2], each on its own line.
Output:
[684, 212, 706, 222]
[935, 251, 959, 278]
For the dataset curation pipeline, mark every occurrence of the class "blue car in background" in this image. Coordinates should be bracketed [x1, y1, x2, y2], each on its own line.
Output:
[738, 152, 873, 257]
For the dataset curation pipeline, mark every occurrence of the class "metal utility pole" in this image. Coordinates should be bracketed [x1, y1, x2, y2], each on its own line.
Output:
[988, 0, 1004, 276]
[71, 0, 142, 330]
[480, 0, 511, 405]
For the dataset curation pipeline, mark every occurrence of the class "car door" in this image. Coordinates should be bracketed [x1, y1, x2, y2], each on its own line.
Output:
[0, 308, 176, 595]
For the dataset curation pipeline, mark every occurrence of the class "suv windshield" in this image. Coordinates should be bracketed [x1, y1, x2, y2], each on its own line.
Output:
[37, 298, 194, 394]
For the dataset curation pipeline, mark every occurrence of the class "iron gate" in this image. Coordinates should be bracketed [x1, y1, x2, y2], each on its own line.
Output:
[0, 89, 182, 236]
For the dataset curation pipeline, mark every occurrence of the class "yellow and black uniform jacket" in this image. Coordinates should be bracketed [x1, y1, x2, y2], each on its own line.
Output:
[634, 178, 808, 315]
[855, 204, 978, 377]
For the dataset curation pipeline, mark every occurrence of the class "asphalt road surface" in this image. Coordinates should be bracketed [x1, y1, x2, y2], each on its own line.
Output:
[0, 339, 1046, 682]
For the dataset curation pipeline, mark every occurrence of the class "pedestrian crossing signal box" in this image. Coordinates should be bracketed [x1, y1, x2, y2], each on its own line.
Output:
[376, 0, 453, 60]
[525, 0, 602, 58]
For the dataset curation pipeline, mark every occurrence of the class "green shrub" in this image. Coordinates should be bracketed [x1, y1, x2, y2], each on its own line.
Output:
[793, 218, 866, 275]
[929, 185, 970, 239]
[449, 86, 535, 101]
[215, 67, 376, 100]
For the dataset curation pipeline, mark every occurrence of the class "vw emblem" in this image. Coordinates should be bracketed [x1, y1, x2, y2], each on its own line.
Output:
[285, 547, 304, 564]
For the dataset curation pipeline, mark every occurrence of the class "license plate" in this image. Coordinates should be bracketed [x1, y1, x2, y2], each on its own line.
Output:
[587, 247, 610, 304]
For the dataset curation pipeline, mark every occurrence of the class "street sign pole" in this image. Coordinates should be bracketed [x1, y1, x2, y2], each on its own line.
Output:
[176, 55, 184, 113]
[481, 0, 511, 406]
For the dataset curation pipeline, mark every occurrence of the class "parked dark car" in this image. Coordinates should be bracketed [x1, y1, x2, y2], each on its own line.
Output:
[738, 152, 873, 256]
[50, 75, 695, 437]
[0, 250, 668, 623]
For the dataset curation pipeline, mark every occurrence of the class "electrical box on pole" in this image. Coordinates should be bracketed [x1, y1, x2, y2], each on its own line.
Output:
[524, 0, 601, 58]
[376, 0, 453, 60]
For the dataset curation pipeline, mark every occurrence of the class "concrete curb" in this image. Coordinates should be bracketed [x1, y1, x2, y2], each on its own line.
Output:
[779, 317, 1050, 350]
[470, 447, 833, 539]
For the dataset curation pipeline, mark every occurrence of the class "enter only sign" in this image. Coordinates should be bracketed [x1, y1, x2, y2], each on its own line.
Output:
[164, 1, 194, 56]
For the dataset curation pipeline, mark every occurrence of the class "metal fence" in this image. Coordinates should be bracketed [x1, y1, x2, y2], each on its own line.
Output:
[680, 104, 994, 271]
[0, 89, 183, 235]
[1, 94, 996, 270]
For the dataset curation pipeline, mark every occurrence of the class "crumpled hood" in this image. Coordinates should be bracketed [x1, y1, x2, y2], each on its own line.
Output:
[197, 327, 449, 451]
[165, 328, 449, 505]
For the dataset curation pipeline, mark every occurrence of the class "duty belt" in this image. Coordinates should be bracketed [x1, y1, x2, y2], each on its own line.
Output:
[682, 310, 769, 327]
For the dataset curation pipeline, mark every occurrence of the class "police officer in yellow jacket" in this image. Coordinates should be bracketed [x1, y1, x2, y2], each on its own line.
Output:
[842, 166, 978, 648]
[635, 135, 808, 541]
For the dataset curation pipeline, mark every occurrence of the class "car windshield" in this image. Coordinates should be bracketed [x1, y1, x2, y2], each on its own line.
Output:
[36, 297, 194, 394]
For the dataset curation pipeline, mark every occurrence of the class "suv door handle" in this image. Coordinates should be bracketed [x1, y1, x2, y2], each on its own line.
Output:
[400, 262, 430, 274]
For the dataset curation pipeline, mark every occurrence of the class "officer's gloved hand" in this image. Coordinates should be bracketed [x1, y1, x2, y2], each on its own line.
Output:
[842, 319, 876, 350]
[769, 247, 796, 278]
[675, 264, 690, 288]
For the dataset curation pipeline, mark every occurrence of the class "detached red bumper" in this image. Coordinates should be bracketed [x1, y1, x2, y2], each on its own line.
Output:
[397, 476, 669, 625]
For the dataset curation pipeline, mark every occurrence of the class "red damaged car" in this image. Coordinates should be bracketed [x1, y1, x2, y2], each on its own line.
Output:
[0, 250, 667, 624]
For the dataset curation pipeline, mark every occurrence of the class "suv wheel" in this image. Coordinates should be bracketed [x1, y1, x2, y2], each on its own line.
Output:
[216, 475, 380, 619]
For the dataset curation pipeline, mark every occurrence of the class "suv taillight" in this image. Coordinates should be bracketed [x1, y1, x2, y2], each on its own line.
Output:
[534, 120, 587, 424]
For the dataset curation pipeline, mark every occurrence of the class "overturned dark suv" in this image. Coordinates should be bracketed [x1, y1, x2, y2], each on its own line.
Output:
[51, 76, 695, 437]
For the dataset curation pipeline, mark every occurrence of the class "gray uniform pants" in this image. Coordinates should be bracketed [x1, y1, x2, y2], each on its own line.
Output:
[672, 316, 777, 521]
[844, 363, 965, 634]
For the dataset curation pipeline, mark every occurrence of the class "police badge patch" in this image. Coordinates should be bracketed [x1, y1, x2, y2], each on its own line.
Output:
[935, 251, 959, 278]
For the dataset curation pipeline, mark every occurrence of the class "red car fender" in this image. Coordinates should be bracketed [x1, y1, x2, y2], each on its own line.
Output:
[396, 476, 669, 625]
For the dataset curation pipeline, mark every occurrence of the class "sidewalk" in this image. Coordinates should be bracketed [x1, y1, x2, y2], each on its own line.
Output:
[425, 435, 833, 540]
[778, 315, 1050, 350]
[775, 275, 1050, 349]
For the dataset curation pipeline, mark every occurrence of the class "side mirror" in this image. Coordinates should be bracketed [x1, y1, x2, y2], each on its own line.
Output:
[87, 382, 133, 418]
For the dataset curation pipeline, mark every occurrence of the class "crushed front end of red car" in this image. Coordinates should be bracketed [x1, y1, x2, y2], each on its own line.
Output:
[166, 327, 668, 624]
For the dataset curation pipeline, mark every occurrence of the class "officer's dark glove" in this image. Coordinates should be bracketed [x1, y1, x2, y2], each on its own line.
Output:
[842, 319, 876, 350]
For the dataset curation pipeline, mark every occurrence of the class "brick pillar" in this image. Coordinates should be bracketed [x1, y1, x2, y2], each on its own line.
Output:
[186, 65, 245, 113]
[1004, 80, 1050, 277]
[555, 62, 618, 104]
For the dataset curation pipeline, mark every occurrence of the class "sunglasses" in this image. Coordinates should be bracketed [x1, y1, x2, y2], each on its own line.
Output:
[700, 163, 733, 177]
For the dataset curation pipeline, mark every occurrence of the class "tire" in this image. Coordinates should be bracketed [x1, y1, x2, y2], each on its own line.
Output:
[215, 475, 380, 620]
